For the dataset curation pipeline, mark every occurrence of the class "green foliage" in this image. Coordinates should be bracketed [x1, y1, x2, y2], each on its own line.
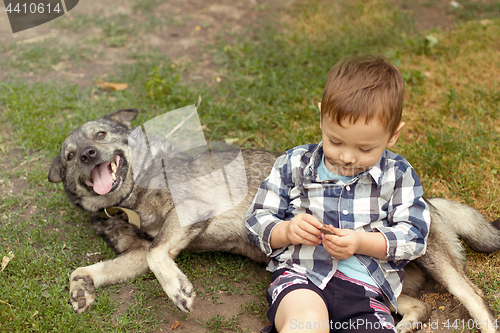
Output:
[146, 66, 183, 104]
[402, 69, 426, 86]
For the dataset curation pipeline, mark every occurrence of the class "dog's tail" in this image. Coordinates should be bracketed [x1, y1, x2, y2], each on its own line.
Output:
[426, 197, 500, 253]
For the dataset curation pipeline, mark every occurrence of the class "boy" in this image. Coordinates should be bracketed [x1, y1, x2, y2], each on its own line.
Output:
[245, 55, 430, 333]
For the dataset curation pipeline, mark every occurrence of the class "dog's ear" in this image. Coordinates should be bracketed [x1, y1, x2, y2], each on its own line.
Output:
[48, 156, 63, 183]
[105, 109, 139, 129]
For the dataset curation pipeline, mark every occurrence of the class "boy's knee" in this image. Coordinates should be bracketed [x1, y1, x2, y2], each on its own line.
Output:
[274, 289, 329, 333]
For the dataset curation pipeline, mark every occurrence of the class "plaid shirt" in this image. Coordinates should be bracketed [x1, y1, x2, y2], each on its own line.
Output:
[245, 143, 430, 308]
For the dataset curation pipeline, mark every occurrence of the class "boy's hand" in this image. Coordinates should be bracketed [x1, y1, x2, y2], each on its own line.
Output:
[321, 226, 360, 260]
[270, 213, 323, 249]
[286, 213, 323, 246]
[321, 226, 388, 260]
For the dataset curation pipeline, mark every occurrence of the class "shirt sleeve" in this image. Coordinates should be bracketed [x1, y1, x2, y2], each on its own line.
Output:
[375, 166, 431, 261]
[245, 152, 292, 256]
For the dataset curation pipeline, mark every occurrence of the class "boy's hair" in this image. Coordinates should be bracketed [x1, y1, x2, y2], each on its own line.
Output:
[321, 54, 405, 135]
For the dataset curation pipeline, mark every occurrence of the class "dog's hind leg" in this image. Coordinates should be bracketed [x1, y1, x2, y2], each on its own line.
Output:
[146, 218, 209, 313]
[423, 199, 499, 333]
[426, 267, 497, 333]
[70, 215, 152, 313]
[416, 250, 498, 333]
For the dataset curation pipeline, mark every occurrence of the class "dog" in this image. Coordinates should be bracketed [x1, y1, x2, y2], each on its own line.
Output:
[48, 109, 500, 332]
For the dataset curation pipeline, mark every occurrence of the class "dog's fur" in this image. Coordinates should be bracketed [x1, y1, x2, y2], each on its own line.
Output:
[48, 109, 500, 332]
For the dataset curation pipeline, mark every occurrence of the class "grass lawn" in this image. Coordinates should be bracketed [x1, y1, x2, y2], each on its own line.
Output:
[1, 0, 499, 331]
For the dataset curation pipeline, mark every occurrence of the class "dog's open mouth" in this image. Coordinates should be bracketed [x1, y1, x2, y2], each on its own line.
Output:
[84, 155, 122, 195]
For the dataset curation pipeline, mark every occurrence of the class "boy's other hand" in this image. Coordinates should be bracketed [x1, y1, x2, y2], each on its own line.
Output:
[321, 227, 359, 260]
[321, 227, 388, 260]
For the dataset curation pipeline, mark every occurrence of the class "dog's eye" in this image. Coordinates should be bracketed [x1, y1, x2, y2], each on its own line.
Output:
[96, 132, 106, 139]
[67, 152, 75, 160]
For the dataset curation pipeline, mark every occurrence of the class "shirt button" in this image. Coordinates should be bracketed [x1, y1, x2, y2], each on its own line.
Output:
[342, 209, 348, 215]
[346, 185, 351, 191]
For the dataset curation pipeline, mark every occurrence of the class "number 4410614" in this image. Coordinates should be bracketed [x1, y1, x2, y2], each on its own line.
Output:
[443, 319, 499, 330]
[6, 2, 62, 14]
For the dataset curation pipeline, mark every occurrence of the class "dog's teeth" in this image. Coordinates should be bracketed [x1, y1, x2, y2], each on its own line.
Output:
[110, 161, 117, 173]
[111, 173, 117, 181]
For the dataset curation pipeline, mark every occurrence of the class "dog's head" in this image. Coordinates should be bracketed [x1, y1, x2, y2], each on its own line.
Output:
[48, 109, 138, 212]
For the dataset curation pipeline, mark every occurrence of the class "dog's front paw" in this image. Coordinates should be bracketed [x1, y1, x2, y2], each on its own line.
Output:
[167, 276, 195, 313]
[70, 275, 96, 313]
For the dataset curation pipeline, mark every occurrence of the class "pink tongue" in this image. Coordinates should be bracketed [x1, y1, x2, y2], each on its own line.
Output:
[91, 162, 113, 195]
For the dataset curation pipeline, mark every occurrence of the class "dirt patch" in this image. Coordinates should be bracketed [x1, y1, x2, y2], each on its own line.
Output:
[0, 176, 29, 196]
[413, 282, 476, 333]
[155, 291, 267, 333]
[107, 276, 269, 332]
[0, 148, 44, 222]
[401, 0, 455, 32]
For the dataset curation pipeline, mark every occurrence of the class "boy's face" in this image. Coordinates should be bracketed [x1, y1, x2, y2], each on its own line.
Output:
[320, 116, 404, 177]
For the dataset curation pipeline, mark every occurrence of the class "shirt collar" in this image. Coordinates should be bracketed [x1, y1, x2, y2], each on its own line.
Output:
[304, 143, 323, 180]
[305, 141, 386, 186]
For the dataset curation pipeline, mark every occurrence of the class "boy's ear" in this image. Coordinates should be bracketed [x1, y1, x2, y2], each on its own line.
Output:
[318, 102, 321, 112]
[387, 122, 405, 147]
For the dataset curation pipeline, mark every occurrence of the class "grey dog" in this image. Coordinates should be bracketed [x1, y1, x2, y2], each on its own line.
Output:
[48, 109, 500, 333]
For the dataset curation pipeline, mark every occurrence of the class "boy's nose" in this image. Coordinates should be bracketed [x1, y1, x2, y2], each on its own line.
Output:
[339, 151, 356, 164]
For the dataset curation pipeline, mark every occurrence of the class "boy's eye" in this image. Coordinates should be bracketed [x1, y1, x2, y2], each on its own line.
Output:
[330, 140, 341, 146]
[360, 148, 373, 153]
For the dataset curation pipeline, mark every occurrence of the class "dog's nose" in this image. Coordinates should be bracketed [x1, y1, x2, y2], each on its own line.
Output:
[80, 147, 98, 164]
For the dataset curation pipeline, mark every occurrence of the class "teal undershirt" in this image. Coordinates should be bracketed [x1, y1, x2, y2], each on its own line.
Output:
[317, 154, 378, 287]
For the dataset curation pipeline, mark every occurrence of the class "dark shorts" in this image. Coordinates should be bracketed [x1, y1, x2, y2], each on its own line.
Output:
[263, 269, 396, 333]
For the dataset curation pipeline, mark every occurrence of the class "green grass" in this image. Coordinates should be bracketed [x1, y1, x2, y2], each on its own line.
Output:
[0, 40, 78, 74]
[1, 0, 500, 331]
[197, 313, 243, 333]
[0, 180, 122, 332]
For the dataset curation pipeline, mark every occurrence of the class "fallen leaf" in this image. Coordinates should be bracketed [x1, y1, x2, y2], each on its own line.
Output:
[171, 321, 181, 330]
[96, 78, 128, 91]
[1, 252, 14, 272]
[425, 34, 439, 50]
[41, 290, 51, 298]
